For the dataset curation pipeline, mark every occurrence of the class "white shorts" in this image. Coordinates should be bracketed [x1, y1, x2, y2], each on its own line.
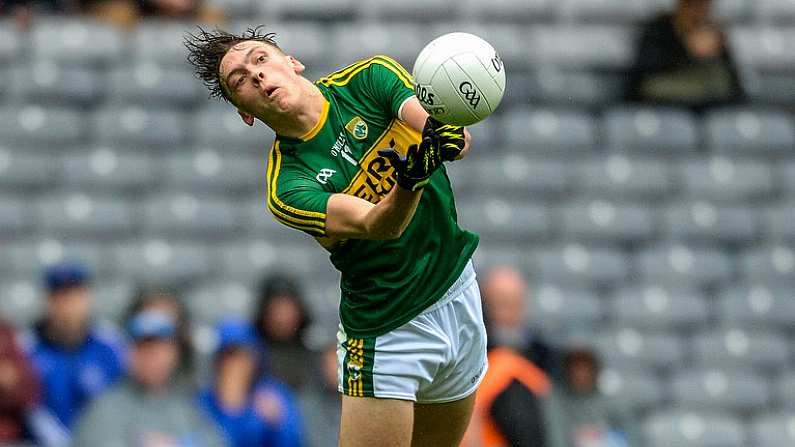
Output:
[336, 260, 488, 404]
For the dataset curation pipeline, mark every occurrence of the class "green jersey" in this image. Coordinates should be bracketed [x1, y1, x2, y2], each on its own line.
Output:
[266, 55, 479, 338]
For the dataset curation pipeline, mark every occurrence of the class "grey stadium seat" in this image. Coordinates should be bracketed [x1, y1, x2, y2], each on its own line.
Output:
[502, 108, 596, 156]
[527, 25, 635, 69]
[216, 238, 333, 282]
[662, 201, 756, 244]
[238, 198, 303, 239]
[729, 26, 795, 71]
[371, 0, 458, 22]
[0, 106, 85, 147]
[0, 279, 44, 328]
[0, 196, 30, 237]
[603, 106, 698, 155]
[93, 107, 186, 149]
[107, 64, 201, 107]
[574, 155, 675, 200]
[140, 193, 239, 237]
[448, 155, 570, 198]
[559, 200, 655, 243]
[643, 410, 745, 447]
[704, 108, 795, 157]
[0, 21, 21, 64]
[779, 160, 795, 196]
[679, 157, 775, 203]
[610, 284, 709, 330]
[671, 369, 771, 412]
[739, 244, 795, 285]
[461, 0, 552, 22]
[242, 22, 331, 69]
[717, 284, 795, 329]
[185, 279, 255, 324]
[527, 67, 624, 107]
[470, 245, 534, 275]
[593, 328, 685, 370]
[430, 23, 527, 70]
[0, 239, 107, 277]
[598, 368, 666, 412]
[557, 0, 670, 24]
[776, 373, 795, 409]
[133, 22, 194, 68]
[0, 148, 59, 191]
[755, 0, 795, 24]
[749, 412, 795, 447]
[62, 148, 156, 192]
[764, 202, 795, 242]
[635, 244, 734, 287]
[331, 23, 427, 67]
[164, 150, 264, 194]
[691, 328, 790, 370]
[749, 74, 795, 106]
[204, 0, 253, 18]
[93, 278, 136, 322]
[194, 105, 275, 153]
[109, 240, 210, 282]
[526, 283, 604, 333]
[533, 244, 628, 286]
[11, 63, 102, 106]
[457, 197, 553, 242]
[31, 19, 123, 66]
[256, 0, 358, 21]
[35, 193, 135, 237]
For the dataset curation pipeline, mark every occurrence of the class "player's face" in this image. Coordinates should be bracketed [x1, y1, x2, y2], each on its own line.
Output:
[219, 41, 306, 121]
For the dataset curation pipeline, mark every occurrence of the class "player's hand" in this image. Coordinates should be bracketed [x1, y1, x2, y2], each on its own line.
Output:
[379, 135, 443, 192]
[424, 116, 467, 162]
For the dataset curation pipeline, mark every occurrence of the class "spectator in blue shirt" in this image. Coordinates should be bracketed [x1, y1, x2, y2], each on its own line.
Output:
[199, 318, 304, 447]
[23, 260, 126, 445]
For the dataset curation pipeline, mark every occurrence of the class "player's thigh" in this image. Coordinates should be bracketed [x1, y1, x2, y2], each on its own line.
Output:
[411, 392, 477, 447]
[339, 395, 414, 447]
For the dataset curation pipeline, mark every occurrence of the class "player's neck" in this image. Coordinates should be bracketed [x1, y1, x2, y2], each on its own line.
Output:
[268, 80, 325, 140]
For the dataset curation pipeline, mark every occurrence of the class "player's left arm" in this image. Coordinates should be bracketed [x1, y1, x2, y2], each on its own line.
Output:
[399, 97, 472, 160]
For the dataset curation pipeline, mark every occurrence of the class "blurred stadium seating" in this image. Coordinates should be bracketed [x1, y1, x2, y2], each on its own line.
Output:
[2, 0, 795, 445]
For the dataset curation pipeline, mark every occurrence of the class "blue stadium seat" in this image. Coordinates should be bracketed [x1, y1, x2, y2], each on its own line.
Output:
[594, 328, 685, 371]
[692, 328, 790, 371]
[603, 106, 698, 155]
[643, 410, 745, 447]
[610, 284, 709, 330]
[598, 367, 666, 412]
[717, 284, 795, 329]
[107, 64, 201, 107]
[670, 369, 771, 412]
[185, 279, 255, 324]
[526, 283, 604, 333]
[35, 193, 136, 237]
[635, 244, 734, 287]
[749, 412, 795, 447]
[164, 150, 264, 194]
[11, 63, 102, 106]
[458, 197, 553, 242]
[679, 157, 775, 203]
[704, 108, 795, 157]
[31, 19, 123, 67]
[62, 148, 156, 192]
[559, 199, 655, 243]
[502, 107, 596, 156]
[0, 106, 85, 147]
[93, 106, 187, 150]
[140, 193, 239, 237]
[109, 239, 211, 282]
[194, 104, 276, 153]
[0, 278, 43, 328]
[662, 201, 757, 244]
[533, 243, 628, 286]
[574, 155, 675, 200]
[0, 149, 59, 191]
[739, 244, 795, 285]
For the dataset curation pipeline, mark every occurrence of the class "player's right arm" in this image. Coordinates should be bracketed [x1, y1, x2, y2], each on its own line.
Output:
[325, 187, 422, 240]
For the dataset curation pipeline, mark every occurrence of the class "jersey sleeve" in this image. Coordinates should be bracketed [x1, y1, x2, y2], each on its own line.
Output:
[267, 143, 332, 238]
[362, 55, 416, 118]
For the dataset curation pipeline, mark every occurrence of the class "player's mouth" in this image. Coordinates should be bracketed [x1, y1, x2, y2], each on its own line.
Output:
[265, 86, 280, 99]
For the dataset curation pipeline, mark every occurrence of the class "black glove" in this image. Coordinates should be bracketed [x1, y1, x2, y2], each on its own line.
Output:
[379, 134, 442, 191]
[424, 116, 466, 162]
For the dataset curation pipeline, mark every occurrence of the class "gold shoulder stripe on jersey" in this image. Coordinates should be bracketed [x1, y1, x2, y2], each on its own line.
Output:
[373, 54, 413, 82]
[299, 98, 330, 141]
[319, 56, 412, 89]
[266, 141, 327, 234]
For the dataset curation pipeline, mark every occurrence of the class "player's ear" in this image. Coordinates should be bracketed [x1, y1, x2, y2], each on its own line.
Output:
[238, 110, 255, 126]
[287, 55, 305, 74]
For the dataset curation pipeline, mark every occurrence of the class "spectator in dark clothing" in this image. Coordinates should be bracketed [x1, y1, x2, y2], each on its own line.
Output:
[0, 318, 40, 442]
[548, 348, 638, 447]
[481, 266, 560, 377]
[253, 273, 313, 391]
[298, 340, 341, 447]
[73, 309, 225, 447]
[625, 0, 745, 111]
[25, 261, 126, 445]
[199, 318, 304, 447]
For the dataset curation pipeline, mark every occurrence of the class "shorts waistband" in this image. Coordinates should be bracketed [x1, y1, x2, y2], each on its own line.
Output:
[421, 259, 476, 315]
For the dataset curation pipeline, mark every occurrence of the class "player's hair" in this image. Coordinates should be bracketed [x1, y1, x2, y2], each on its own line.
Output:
[184, 25, 281, 102]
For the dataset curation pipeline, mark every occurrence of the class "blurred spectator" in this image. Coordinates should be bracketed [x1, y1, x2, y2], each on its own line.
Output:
[0, 318, 40, 442]
[0, 0, 138, 29]
[72, 309, 225, 447]
[253, 272, 313, 391]
[626, 0, 745, 110]
[481, 266, 560, 377]
[123, 287, 195, 381]
[199, 318, 304, 447]
[25, 260, 126, 444]
[140, 0, 223, 22]
[550, 348, 638, 447]
[298, 340, 340, 447]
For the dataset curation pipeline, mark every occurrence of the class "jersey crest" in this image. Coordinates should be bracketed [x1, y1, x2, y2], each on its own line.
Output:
[345, 116, 369, 140]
